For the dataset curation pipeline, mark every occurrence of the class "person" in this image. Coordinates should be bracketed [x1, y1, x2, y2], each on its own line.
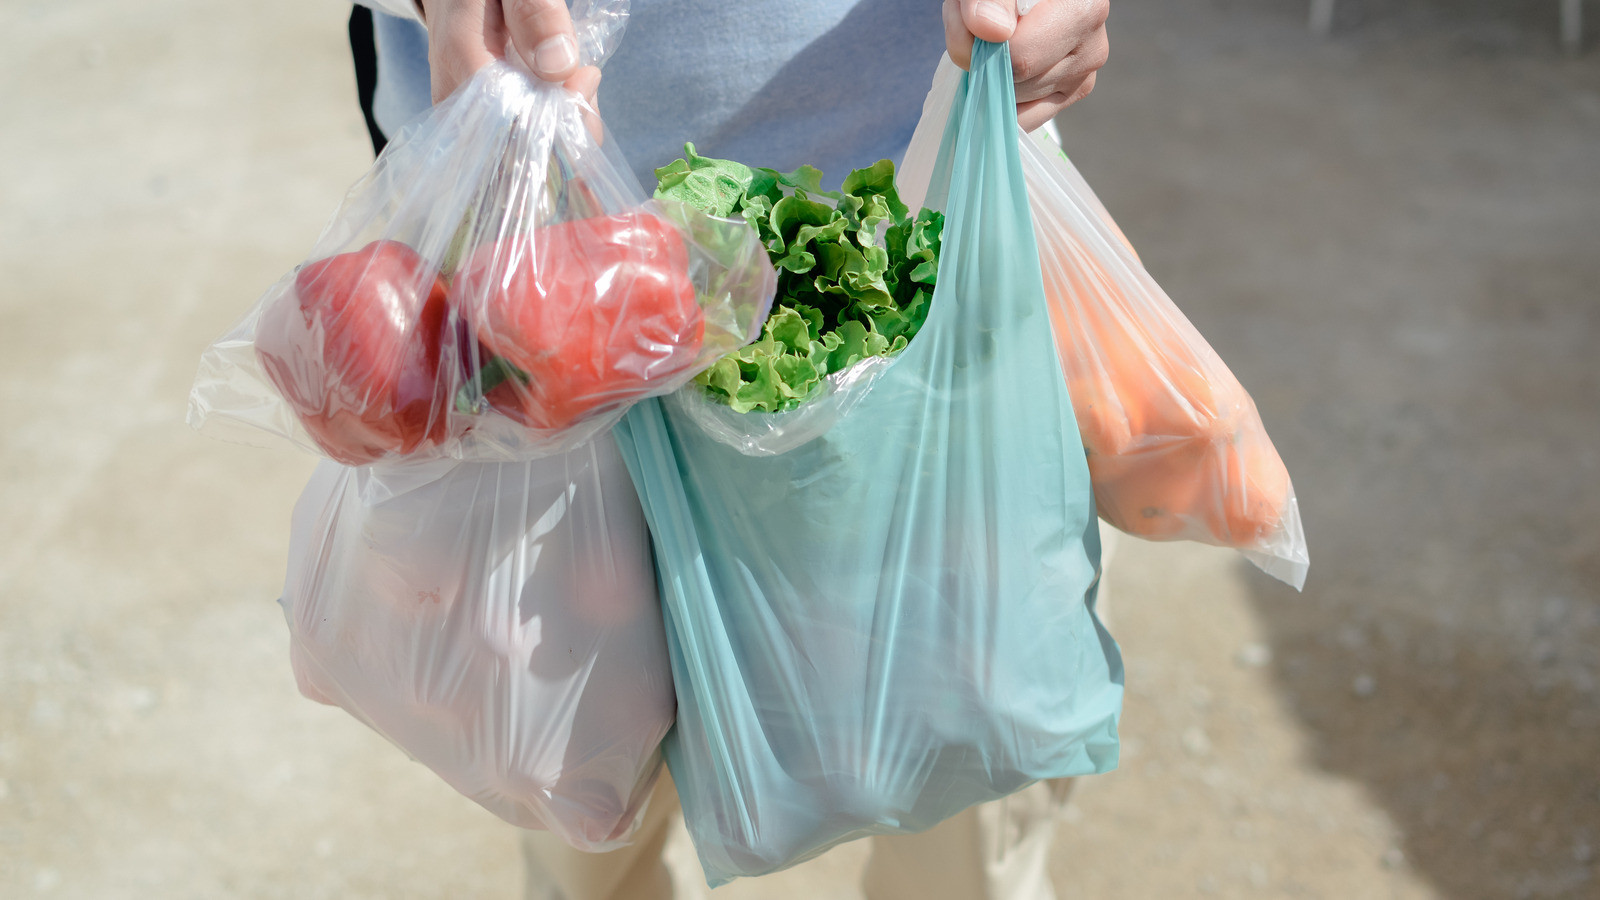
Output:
[351, 0, 1108, 183]
[339, 2, 1113, 897]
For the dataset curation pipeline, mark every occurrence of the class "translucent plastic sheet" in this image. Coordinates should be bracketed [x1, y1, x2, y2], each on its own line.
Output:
[904, 57, 1309, 589]
[1023, 135, 1308, 587]
[613, 41, 1122, 886]
[665, 355, 894, 456]
[190, 0, 775, 465]
[279, 436, 673, 850]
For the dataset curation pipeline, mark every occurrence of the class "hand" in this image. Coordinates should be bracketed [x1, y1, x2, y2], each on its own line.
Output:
[421, 0, 600, 109]
[943, 0, 1111, 132]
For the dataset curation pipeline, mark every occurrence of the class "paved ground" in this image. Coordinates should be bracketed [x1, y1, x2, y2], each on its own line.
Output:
[2, 0, 1596, 897]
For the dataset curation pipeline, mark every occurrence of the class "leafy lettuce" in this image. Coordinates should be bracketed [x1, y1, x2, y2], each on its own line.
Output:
[654, 144, 943, 413]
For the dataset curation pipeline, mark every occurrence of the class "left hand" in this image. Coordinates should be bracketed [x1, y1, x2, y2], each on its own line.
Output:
[943, 0, 1111, 132]
[421, 0, 601, 107]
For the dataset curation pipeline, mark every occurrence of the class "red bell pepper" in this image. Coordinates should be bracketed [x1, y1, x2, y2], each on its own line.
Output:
[452, 211, 703, 431]
[255, 240, 452, 466]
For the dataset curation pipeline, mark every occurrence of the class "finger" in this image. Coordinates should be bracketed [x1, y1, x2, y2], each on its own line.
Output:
[1017, 91, 1071, 132]
[427, 1, 503, 103]
[503, 0, 580, 82]
[943, 0, 973, 70]
[1011, 0, 1108, 84]
[1015, 66, 1086, 105]
[564, 65, 601, 106]
[961, 0, 1017, 43]
[945, 0, 1017, 70]
[1012, 27, 1106, 104]
[564, 65, 604, 143]
[1060, 68, 1098, 108]
[1016, 71, 1096, 131]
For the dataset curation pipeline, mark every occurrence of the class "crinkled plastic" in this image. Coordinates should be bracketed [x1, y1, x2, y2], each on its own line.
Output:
[613, 41, 1122, 886]
[903, 57, 1308, 589]
[189, 0, 775, 465]
[1024, 134, 1309, 587]
[279, 435, 673, 850]
[666, 354, 894, 456]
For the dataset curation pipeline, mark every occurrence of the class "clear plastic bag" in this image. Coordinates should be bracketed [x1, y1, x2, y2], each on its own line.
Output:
[1023, 132, 1308, 587]
[189, 0, 774, 465]
[612, 41, 1122, 886]
[279, 435, 673, 850]
[664, 354, 894, 456]
[904, 57, 1309, 589]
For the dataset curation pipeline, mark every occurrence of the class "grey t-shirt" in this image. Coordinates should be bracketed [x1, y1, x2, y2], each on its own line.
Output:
[371, 1, 946, 189]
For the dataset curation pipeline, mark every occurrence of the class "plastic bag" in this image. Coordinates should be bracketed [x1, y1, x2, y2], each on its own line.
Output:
[612, 41, 1122, 886]
[189, 0, 774, 466]
[279, 435, 673, 850]
[903, 57, 1308, 589]
[1024, 133, 1308, 587]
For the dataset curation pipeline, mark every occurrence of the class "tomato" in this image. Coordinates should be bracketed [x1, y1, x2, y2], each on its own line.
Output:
[256, 240, 452, 466]
[452, 212, 703, 432]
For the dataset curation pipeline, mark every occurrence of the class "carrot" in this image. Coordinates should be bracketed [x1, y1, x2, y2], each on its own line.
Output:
[1040, 221, 1292, 551]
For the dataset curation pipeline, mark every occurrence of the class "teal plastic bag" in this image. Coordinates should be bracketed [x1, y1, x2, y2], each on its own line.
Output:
[613, 40, 1123, 886]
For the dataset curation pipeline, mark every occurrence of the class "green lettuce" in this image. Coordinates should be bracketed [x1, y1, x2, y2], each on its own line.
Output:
[655, 144, 943, 413]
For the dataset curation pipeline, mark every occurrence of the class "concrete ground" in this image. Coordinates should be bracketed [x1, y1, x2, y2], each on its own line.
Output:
[2, 0, 1596, 897]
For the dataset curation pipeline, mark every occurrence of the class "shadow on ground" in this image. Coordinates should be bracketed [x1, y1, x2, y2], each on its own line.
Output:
[1067, 1, 1600, 897]
[1246, 570, 1600, 899]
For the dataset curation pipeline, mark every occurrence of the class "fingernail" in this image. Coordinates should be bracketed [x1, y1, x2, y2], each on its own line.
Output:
[532, 35, 577, 79]
[975, 0, 1015, 31]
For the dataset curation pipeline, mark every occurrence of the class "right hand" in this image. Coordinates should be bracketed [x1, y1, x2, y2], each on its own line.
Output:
[421, 0, 600, 107]
[943, 0, 1111, 131]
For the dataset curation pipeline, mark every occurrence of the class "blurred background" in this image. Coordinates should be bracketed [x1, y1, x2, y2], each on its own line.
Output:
[2, 0, 1596, 897]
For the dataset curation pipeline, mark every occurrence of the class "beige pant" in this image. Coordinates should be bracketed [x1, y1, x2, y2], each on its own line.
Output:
[522, 773, 1074, 900]
[522, 532, 1117, 900]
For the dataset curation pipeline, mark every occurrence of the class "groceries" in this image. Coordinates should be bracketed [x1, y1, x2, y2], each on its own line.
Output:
[452, 212, 703, 432]
[655, 146, 942, 412]
[612, 40, 1121, 886]
[255, 240, 453, 466]
[191, 59, 774, 464]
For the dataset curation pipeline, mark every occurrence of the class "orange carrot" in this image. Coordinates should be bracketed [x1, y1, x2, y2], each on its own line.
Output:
[1041, 221, 1291, 551]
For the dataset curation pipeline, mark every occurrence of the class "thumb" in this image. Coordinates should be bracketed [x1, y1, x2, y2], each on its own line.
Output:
[962, 0, 1017, 43]
[944, 0, 1017, 70]
[504, 0, 580, 82]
